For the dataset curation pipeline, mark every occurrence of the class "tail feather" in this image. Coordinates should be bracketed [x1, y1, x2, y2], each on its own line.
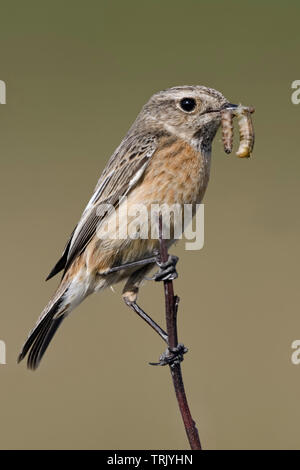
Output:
[18, 283, 70, 370]
[17, 311, 54, 363]
[27, 315, 64, 370]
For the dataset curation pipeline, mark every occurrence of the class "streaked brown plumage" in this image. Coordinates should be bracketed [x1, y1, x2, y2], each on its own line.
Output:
[18, 85, 241, 370]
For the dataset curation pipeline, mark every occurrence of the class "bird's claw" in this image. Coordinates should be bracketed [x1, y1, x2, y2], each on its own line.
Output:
[146, 254, 179, 282]
[149, 343, 188, 367]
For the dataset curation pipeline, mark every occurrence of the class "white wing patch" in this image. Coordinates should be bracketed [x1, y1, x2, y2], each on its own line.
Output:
[82, 170, 114, 217]
[128, 161, 148, 189]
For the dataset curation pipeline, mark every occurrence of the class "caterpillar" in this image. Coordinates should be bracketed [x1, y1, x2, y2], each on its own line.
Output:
[221, 109, 234, 154]
[234, 106, 255, 158]
[221, 105, 255, 158]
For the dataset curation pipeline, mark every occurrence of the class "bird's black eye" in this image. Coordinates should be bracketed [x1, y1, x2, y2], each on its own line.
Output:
[179, 97, 197, 112]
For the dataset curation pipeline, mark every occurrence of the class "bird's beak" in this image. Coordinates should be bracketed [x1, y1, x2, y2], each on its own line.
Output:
[201, 102, 239, 116]
[221, 102, 238, 111]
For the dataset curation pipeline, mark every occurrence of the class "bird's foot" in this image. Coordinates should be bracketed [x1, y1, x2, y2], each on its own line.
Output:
[149, 343, 188, 367]
[146, 254, 179, 282]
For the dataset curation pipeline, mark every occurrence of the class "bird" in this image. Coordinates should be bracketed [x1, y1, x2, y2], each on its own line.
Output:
[18, 85, 236, 370]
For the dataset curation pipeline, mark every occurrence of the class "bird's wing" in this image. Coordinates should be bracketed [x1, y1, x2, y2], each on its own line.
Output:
[46, 133, 158, 280]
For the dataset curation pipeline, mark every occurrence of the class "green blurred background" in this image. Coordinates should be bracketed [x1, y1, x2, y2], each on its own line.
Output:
[0, 0, 300, 450]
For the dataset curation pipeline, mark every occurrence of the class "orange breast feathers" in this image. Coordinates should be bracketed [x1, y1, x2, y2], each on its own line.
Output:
[131, 136, 209, 207]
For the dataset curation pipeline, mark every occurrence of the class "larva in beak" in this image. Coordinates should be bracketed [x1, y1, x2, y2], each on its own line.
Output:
[234, 105, 255, 158]
[221, 109, 234, 154]
[221, 105, 255, 158]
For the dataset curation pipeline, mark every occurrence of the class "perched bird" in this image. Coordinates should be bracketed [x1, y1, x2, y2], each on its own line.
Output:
[18, 85, 235, 369]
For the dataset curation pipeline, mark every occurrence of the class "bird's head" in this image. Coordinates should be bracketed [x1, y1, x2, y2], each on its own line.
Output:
[140, 85, 236, 153]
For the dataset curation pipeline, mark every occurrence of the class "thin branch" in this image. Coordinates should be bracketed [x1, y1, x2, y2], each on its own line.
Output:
[158, 215, 202, 450]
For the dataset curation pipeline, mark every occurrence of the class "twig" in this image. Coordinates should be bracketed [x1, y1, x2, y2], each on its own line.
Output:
[158, 215, 202, 450]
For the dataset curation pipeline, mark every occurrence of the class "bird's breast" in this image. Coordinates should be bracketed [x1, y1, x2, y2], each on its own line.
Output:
[133, 136, 211, 206]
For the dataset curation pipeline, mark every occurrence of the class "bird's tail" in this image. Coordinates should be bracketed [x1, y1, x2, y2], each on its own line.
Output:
[18, 281, 74, 370]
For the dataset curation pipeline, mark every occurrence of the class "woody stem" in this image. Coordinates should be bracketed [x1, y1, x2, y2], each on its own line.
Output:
[158, 215, 202, 450]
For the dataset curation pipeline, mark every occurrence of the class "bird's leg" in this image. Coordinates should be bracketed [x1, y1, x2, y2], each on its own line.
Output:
[124, 297, 168, 344]
[122, 260, 186, 366]
[122, 266, 168, 344]
[101, 251, 178, 281]
[102, 253, 158, 275]
[108, 250, 180, 351]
